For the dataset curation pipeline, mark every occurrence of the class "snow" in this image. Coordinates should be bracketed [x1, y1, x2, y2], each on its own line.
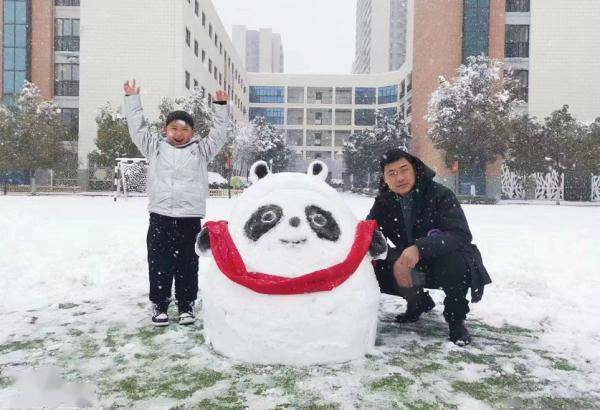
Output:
[0, 194, 599, 407]
[207, 171, 227, 185]
[200, 169, 380, 365]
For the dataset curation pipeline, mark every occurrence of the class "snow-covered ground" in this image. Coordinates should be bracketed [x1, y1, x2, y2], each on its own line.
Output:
[0, 194, 599, 408]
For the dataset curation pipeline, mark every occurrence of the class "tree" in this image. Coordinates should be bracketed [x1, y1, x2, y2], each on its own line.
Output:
[247, 116, 291, 173]
[427, 55, 522, 193]
[0, 81, 70, 194]
[505, 114, 548, 176]
[88, 103, 141, 167]
[0, 105, 17, 194]
[344, 109, 410, 188]
[157, 87, 214, 138]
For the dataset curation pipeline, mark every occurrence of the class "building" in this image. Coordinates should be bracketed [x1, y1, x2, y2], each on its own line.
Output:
[247, 69, 412, 181]
[77, 0, 249, 188]
[232, 25, 284, 73]
[353, 0, 408, 74]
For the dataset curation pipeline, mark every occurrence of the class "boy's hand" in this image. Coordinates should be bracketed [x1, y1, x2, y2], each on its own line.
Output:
[213, 90, 228, 103]
[124, 80, 140, 95]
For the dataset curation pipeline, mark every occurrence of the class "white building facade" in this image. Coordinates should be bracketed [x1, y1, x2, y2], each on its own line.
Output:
[232, 25, 284, 73]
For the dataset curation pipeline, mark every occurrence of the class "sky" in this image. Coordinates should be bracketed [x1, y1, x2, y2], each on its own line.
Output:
[212, 0, 357, 74]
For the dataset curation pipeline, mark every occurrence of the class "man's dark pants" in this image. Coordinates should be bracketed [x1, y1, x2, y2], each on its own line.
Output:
[147, 212, 202, 307]
[374, 249, 471, 323]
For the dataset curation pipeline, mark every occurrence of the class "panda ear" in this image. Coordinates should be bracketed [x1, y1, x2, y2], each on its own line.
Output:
[307, 160, 328, 181]
[249, 160, 271, 184]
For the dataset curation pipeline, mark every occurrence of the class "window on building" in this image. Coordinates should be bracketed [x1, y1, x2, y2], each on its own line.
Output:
[201, 49, 206, 62]
[399, 80, 406, 98]
[505, 25, 529, 57]
[55, 0, 80, 5]
[335, 109, 352, 125]
[506, 0, 529, 12]
[355, 87, 376, 104]
[219, 72, 222, 86]
[355, 109, 375, 125]
[308, 109, 332, 125]
[214, 68, 218, 81]
[214, 34, 218, 47]
[194, 79, 199, 89]
[185, 71, 190, 89]
[219, 42, 222, 54]
[55, 18, 80, 51]
[381, 107, 398, 118]
[287, 87, 304, 103]
[61, 108, 79, 139]
[249, 107, 285, 125]
[307, 130, 332, 146]
[287, 130, 304, 146]
[334, 130, 351, 147]
[54, 63, 79, 96]
[202, 12, 206, 27]
[512, 69, 529, 101]
[209, 24, 213, 38]
[308, 87, 332, 104]
[335, 87, 352, 104]
[185, 28, 191, 46]
[208, 59, 212, 73]
[463, 0, 490, 60]
[249, 86, 285, 103]
[194, 0, 199, 15]
[3, 0, 29, 103]
[378, 85, 398, 104]
[201, 86, 206, 98]
[287, 108, 304, 125]
[194, 40, 198, 56]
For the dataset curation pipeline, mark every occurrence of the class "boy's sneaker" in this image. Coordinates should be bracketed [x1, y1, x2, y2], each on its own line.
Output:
[151, 303, 169, 327]
[178, 301, 196, 325]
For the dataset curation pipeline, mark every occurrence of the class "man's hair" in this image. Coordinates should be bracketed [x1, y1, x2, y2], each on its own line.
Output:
[165, 110, 194, 128]
[378, 148, 416, 194]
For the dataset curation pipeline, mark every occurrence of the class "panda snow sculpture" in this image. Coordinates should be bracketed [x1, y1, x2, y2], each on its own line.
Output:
[195, 160, 387, 365]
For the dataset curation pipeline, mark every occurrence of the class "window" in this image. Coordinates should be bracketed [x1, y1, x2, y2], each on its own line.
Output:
[219, 42, 222, 55]
[399, 80, 406, 98]
[334, 131, 351, 147]
[308, 109, 332, 125]
[201, 86, 206, 98]
[219, 72, 222, 86]
[355, 109, 375, 126]
[194, 79, 199, 89]
[381, 107, 398, 118]
[249, 86, 285, 103]
[249, 107, 285, 125]
[355, 88, 376, 105]
[287, 109, 304, 125]
[3, 0, 30, 102]
[202, 12, 206, 27]
[214, 68, 218, 81]
[55, 18, 80, 51]
[512, 69, 529, 101]
[335, 87, 352, 104]
[61, 108, 79, 139]
[307, 130, 332, 146]
[194, 0, 199, 15]
[287, 87, 304, 103]
[194, 40, 198, 56]
[209, 24, 213, 38]
[308, 87, 332, 104]
[335, 109, 352, 125]
[287, 130, 304, 146]
[185, 71, 190, 89]
[185, 28, 191, 46]
[201, 49, 206, 62]
[55, 0, 80, 5]
[54, 63, 79, 96]
[208, 59, 212, 73]
[378, 85, 398, 104]
[214, 34, 218, 47]
[463, 0, 490, 60]
[505, 25, 529, 57]
[506, 0, 529, 12]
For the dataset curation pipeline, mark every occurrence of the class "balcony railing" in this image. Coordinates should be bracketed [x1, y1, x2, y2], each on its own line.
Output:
[55, 81, 79, 96]
[55, 36, 80, 52]
[505, 42, 529, 58]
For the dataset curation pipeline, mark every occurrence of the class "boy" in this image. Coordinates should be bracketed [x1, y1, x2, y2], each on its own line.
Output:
[123, 79, 229, 326]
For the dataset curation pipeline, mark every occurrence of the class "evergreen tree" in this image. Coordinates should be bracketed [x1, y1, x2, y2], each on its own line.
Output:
[248, 116, 291, 173]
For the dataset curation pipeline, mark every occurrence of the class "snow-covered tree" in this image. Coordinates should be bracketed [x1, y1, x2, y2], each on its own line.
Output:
[157, 87, 214, 137]
[88, 103, 141, 167]
[344, 109, 410, 187]
[427, 55, 522, 178]
[0, 81, 70, 194]
[505, 114, 548, 176]
[247, 116, 291, 173]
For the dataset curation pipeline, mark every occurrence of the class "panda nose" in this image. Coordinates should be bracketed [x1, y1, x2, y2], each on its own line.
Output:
[289, 217, 301, 227]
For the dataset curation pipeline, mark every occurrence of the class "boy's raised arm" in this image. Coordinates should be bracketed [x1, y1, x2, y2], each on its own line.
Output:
[199, 90, 230, 161]
[123, 80, 158, 158]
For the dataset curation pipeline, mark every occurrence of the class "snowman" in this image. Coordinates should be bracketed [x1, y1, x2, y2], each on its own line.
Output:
[195, 160, 387, 365]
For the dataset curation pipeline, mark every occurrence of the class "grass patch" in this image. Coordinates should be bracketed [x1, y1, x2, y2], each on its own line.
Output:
[452, 373, 540, 404]
[0, 339, 44, 353]
[370, 373, 414, 393]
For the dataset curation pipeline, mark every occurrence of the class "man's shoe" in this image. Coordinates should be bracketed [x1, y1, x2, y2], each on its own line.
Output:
[178, 302, 196, 325]
[448, 321, 471, 346]
[395, 291, 435, 323]
[151, 303, 169, 327]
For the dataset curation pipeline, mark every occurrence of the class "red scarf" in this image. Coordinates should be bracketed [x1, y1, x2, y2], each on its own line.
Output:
[204, 220, 377, 295]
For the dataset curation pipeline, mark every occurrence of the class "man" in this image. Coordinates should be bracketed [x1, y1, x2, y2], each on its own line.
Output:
[367, 148, 491, 346]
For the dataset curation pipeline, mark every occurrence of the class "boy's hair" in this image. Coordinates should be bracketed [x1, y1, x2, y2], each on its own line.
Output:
[165, 110, 194, 128]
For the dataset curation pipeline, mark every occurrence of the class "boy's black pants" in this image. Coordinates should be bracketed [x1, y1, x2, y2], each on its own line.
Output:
[374, 249, 471, 323]
[147, 213, 202, 307]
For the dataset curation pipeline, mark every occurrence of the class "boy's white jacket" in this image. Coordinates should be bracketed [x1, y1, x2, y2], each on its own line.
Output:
[124, 94, 229, 218]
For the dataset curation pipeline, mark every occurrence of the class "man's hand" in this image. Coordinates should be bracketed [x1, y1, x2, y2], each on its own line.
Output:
[393, 259, 413, 288]
[123, 80, 140, 95]
[213, 90, 228, 103]
[398, 245, 420, 269]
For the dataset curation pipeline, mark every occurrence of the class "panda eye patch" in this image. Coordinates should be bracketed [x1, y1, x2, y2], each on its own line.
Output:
[305, 205, 340, 242]
[244, 204, 283, 241]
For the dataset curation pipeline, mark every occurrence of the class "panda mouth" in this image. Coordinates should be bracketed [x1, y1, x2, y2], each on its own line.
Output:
[279, 238, 307, 246]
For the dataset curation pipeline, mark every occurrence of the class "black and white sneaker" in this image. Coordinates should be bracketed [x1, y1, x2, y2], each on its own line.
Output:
[178, 301, 195, 325]
[151, 303, 169, 327]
